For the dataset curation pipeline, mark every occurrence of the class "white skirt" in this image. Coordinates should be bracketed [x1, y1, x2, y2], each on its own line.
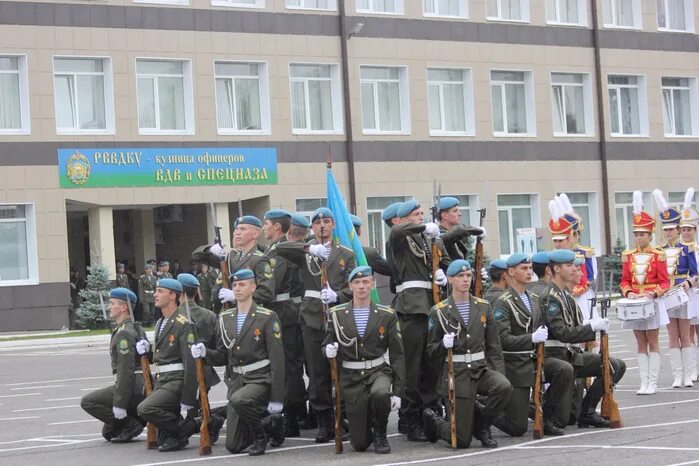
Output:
[668, 303, 693, 320]
[621, 300, 670, 330]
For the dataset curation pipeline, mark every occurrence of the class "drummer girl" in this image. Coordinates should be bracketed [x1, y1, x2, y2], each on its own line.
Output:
[620, 191, 670, 395]
[677, 189, 699, 379]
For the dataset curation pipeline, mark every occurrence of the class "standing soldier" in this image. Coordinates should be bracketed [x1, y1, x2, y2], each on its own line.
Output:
[191, 269, 285, 456]
[116, 263, 130, 289]
[323, 266, 405, 454]
[197, 264, 213, 310]
[436, 197, 485, 261]
[81, 288, 147, 443]
[276, 207, 355, 443]
[423, 259, 512, 448]
[136, 278, 198, 452]
[138, 264, 158, 325]
[158, 261, 173, 279]
[484, 259, 509, 304]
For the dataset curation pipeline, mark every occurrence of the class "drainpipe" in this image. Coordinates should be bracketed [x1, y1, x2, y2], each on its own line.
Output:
[339, 0, 357, 213]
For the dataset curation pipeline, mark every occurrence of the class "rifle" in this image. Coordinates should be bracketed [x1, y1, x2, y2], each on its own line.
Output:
[584, 264, 597, 390]
[599, 265, 622, 428]
[473, 207, 487, 298]
[184, 298, 212, 455]
[532, 342, 545, 439]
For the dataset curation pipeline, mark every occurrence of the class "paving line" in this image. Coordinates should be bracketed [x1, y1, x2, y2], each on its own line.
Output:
[11, 385, 66, 391]
[0, 393, 41, 399]
[3, 376, 112, 387]
[12, 405, 80, 413]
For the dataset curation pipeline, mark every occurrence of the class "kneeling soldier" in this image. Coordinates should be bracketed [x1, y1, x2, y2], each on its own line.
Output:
[423, 260, 512, 448]
[191, 269, 285, 456]
[323, 266, 405, 454]
[81, 288, 147, 443]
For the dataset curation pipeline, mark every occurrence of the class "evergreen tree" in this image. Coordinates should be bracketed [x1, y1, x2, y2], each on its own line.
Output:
[604, 238, 626, 294]
[74, 264, 111, 330]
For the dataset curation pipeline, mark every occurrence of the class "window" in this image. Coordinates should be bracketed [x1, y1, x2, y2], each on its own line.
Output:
[360, 66, 410, 134]
[211, 0, 264, 7]
[657, 0, 693, 31]
[662, 77, 697, 137]
[295, 198, 327, 222]
[136, 59, 193, 134]
[0, 55, 30, 134]
[290, 64, 342, 134]
[551, 72, 593, 136]
[0, 204, 38, 286]
[286, 0, 336, 9]
[366, 196, 413, 251]
[603, 0, 641, 28]
[53, 57, 113, 134]
[546, 0, 586, 25]
[356, 0, 404, 14]
[427, 68, 474, 136]
[557, 192, 601, 253]
[491, 70, 535, 136]
[487, 0, 530, 22]
[608, 75, 646, 136]
[423, 0, 468, 18]
[615, 192, 652, 248]
[497, 194, 537, 257]
[214, 62, 270, 135]
[669, 191, 699, 206]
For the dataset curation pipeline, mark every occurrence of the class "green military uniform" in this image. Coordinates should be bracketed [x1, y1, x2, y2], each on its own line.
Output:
[484, 285, 506, 305]
[527, 280, 550, 297]
[203, 246, 275, 308]
[81, 318, 147, 440]
[205, 303, 285, 454]
[116, 272, 130, 289]
[179, 301, 220, 389]
[138, 273, 157, 324]
[324, 301, 405, 452]
[425, 296, 512, 448]
[492, 288, 573, 436]
[363, 246, 393, 277]
[439, 224, 481, 261]
[197, 270, 213, 310]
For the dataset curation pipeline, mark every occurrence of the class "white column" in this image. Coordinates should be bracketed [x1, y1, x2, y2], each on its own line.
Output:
[88, 206, 116, 280]
[214, 203, 231, 246]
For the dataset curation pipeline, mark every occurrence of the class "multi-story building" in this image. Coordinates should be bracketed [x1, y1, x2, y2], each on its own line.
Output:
[1, 0, 697, 330]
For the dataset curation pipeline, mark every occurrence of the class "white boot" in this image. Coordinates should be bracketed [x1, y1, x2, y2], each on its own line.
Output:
[681, 347, 695, 387]
[636, 353, 649, 395]
[670, 348, 683, 388]
[694, 346, 699, 382]
[646, 352, 661, 395]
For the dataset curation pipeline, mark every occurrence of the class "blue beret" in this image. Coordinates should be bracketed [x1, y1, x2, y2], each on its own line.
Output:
[438, 197, 459, 211]
[349, 265, 373, 282]
[157, 278, 182, 293]
[447, 259, 472, 276]
[110, 287, 137, 305]
[574, 255, 585, 266]
[397, 200, 420, 218]
[231, 268, 255, 282]
[350, 214, 362, 227]
[311, 207, 333, 221]
[381, 202, 402, 222]
[264, 209, 291, 220]
[531, 251, 550, 265]
[235, 215, 262, 228]
[489, 259, 508, 270]
[177, 273, 200, 288]
[291, 213, 310, 228]
[548, 249, 576, 264]
[506, 253, 531, 268]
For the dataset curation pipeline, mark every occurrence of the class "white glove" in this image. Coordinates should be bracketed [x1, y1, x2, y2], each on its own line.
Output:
[442, 332, 455, 349]
[113, 406, 127, 420]
[267, 401, 283, 414]
[481, 267, 489, 281]
[325, 342, 339, 359]
[590, 318, 610, 332]
[390, 396, 401, 411]
[477, 226, 487, 240]
[308, 244, 330, 260]
[434, 269, 447, 286]
[531, 326, 548, 344]
[321, 285, 337, 305]
[210, 243, 227, 259]
[219, 287, 236, 304]
[191, 342, 206, 359]
[424, 222, 441, 238]
[136, 339, 150, 355]
[180, 403, 193, 417]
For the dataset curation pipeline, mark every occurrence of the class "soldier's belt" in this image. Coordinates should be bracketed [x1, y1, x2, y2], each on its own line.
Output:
[544, 340, 569, 349]
[231, 359, 270, 375]
[273, 293, 291, 302]
[449, 351, 485, 363]
[396, 281, 432, 293]
[152, 363, 184, 374]
[502, 350, 535, 355]
[114, 370, 143, 381]
[292, 296, 302, 304]
[304, 290, 322, 299]
[342, 356, 386, 370]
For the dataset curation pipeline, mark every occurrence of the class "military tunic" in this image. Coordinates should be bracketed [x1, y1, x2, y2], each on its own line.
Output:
[179, 301, 221, 389]
[440, 224, 481, 261]
[484, 285, 506, 305]
[116, 273, 131, 290]
[138, 274, 157, 324]
[197, 271, 213, 310]
[363, 246, 393, 277]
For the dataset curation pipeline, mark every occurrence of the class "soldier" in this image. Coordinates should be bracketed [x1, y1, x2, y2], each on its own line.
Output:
[528, 251, 552, 296]
[116, 263, 130, 289]
[81, 288, 147, 443]
[492, 254, 571, 437]
[158, 260, 173, 279]
[197, 264, 213, 309]
[423, 259, 512, 448]
[323, 266, 405, 454]
[276, 207, 355, 443]
[436, 196, 485, 261]
[191, 269, 285, 456]
[484, 259, 508, 305]
[350, 214, 393, 277]
[138, 264, 158, 325]
[542, 249, 626, 426]
[136, 278, 198, 452]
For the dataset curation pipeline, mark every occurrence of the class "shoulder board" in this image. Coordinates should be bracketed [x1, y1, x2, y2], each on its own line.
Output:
[256, 308, 273, 316]
[330, 303, 348, 313]
[175, 314, 188, 324]
[252, 250, 265, 257]
[435, 299, 449, 309]
[338, 244, 354, 254]
[220, 309, 235, 317]
[530, 291, 539, 299]
[500, 291, 513, 300]
[376, 304, 394, 314]
[474, 297, 488, 305]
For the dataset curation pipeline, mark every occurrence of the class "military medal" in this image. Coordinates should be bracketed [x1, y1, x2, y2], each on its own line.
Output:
[168, 334, 175, 345]
[379, 326, 385, 339]
[254, 328, 261, 342]
[481, 315, 487, 328]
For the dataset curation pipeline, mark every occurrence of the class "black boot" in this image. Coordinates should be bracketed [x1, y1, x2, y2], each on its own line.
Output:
[421, 409, 440, 443]
[111, 417, 145, 443]
[284, 404, 301, 438]
[373, 418, 390, 454]
[315, 410, 334, 443]
[299, 404, 317, 430]
[248, 424, 268, 456]
[473, 414, 497, 449]
[407, 416, 428, 442]
[102, 423, 120, 441]
[208, 413, 225, 444]
[158, 431, 188, 452]
[577, 396, 610, 428]
[263, 413, 285, 447]
[398, 416, 409, 434]
[543, 418, 565, 436]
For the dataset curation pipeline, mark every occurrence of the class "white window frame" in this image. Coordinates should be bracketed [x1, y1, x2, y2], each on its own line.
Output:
[557, 191, 601, 254]
[427, 67, 475, 137]
[550, 71, 594, 137]
[52, 56, 115, 135]
[490, 69, 536, 137]
[286, 0, 337, 10]
[135, 57, 195, 136]
[0, 203, 39, 287]
[211, 0, 265, 8]
[546, 0, 587, 26]
[366, 195, 414, 250]
[657, 0, 694, 32]
[360, 65, 411, 135]
[295, 198, 328, 223]
[496, 193, 540, 258]
[213, 60, 271, 136]
[288, 62, 343, 135]
[133, 0, 188, 5]
[486, 0, 531, 23]
[614, 191, 653, 249]
[607, 74, 648, 137]
[603, 0, 642, 29]
[356, 0, 405, 15]
[423, 0, 469, 18]
[661, 76, 699, 137]
[0, 54, 30, 135]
